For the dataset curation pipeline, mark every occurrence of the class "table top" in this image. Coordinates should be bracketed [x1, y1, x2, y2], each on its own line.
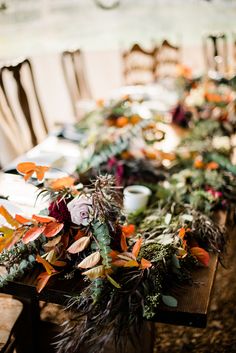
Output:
[0, 126, 225, 329]
[0, 252, 218, 328]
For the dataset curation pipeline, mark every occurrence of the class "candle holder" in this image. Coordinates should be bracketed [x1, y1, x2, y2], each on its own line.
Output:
[123, 185, 151, 214]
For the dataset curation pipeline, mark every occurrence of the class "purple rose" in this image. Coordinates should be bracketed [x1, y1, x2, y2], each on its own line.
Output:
[67, 195, 93, 226]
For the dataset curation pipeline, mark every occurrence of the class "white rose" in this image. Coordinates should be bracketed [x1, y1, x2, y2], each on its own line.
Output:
[67, 195, 93, 226]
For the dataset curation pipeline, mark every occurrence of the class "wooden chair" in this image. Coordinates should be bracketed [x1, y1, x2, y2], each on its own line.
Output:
[0, 295, 23, 353]
[155, 39, 181, 79]
[0, 59, 48, 148]
[122, 43, 158, 85]
[203, 33, 228, 76]
[61, 49, 92, 116]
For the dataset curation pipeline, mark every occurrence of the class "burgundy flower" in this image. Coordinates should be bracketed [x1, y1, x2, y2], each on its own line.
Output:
[48, 199, 71, 223]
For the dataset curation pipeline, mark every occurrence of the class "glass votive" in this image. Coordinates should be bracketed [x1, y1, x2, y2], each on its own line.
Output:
[123, 185, 151, 214]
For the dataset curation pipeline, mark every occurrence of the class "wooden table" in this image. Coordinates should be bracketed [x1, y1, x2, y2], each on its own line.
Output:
[0, 172, 222, 353]
[0, 251, 218, 353]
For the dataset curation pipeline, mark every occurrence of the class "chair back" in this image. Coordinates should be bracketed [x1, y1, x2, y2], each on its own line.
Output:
[156, 39, 180, 79]
[203, 33, 228, 75]
[122, 43, 158, 85]
[0, 58, 48, 148]
[61, 49, 91, 116]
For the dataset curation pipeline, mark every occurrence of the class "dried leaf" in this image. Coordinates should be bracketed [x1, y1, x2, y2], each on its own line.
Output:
[15, 214, 32, 224]
[22, 225, 46, 244]
[112, 259, 127, 267]
[53, 260, 67, 267]
[36, 255, 56, 275]
[78, 251, 101, 269]
[36, 271, 52, 293]
[46, 249, 56, 264]
[0, 233, 13, 253]
[74, 229, 86, 241]
[117, 253, 135, 261]
[132, 238, 142, 258]
[0, 226, 14, 236]
[48, 176, 75, 190]
[67, 236, 91, 254]
[82, 265, 105, 280]
[190, 247, 210, 267]
[0, 205, 19, 227]
[44, 222, 63, 238]
[32, 214, 56, 223]
[140, 258, 152, 270]
[123, 260, 139, 267]
[6, 228, 25, 250]
[109, 250, 119, 260]
[120, 232, 128, 252]
[44, 236, 62, 249]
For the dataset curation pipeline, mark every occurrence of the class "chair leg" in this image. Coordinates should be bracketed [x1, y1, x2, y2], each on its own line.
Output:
[14, 297, 40, 353]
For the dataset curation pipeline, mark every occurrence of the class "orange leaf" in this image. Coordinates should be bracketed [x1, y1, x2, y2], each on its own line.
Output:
[122, 224, 135, 237]
[140, 258, 152, 270]
[74, 229, 86, 241]
[67, 236, 91, 254]
[120, 232, 128, 252]
[0, 233, 14, 253]
[17, 162, 36, 174]
[53, 260, 67, 267]
[24, 171, 34, 181]
[48, 176, 75, 190]
[22, 225, 45, 244]
[6, 228, 25, 250]
[15, 214, 32, 224]
[190, 247, 210, 267]
[109, 250, 119, 260]
[178, 227, 186, 239]
[61, 233, 69, 249]
[112, 259, 127, 267]
[123, 260, 139, 267]
[0, 205, 19, 227]
[32, 214, 56, 223]
[36, 272, 53, 293]
[43, 222, 63, 238]
[36, 255, 56, 275]
[16, 162, 49, 182]
[132, 238, 142, 258]
[35, 166, 50, 181]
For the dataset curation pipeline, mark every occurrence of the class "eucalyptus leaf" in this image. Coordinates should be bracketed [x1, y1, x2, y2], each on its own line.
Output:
[162, 295, 178, 307]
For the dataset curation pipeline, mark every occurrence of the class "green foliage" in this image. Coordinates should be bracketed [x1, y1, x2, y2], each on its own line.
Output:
[92, 221, 112, 269]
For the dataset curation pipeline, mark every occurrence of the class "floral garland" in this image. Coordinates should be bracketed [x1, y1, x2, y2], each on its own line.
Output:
[1, 85, 236, 351]
[0, 162, 227, 353]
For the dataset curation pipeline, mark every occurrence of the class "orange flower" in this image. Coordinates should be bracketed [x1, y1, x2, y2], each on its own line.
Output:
[130, 115, 141, 125]
[116, 116, 129, 128]
[121, 151, 133, 160]
[206, 161, 219, 170]
[194, 158, 205, 169]
[143, 149, 157, 160]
